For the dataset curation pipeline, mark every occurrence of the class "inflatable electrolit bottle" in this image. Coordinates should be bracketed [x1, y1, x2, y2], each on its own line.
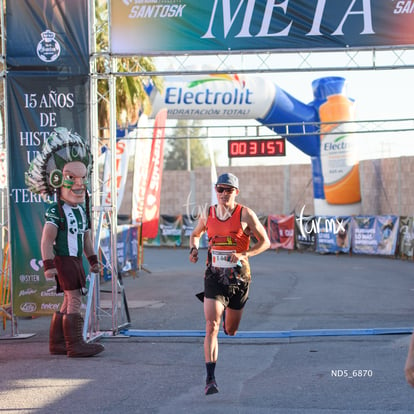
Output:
[314, 77, 361, 206]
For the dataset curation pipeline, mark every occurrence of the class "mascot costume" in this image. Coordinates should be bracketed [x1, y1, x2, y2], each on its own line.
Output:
[25, 127, 104, 357]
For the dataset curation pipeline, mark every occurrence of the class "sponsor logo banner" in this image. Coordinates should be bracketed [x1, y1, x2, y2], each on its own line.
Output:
[111, 0, 414, 54]
[6, 0, 89, 74]
[351, 215, 399, 255]
[150, 75, 275, 119]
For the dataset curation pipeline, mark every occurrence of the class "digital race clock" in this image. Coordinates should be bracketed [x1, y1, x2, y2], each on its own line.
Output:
[228, 138, 286, 158]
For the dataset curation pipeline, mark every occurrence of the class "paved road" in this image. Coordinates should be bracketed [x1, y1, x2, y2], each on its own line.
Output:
[1, 248, 414, 413]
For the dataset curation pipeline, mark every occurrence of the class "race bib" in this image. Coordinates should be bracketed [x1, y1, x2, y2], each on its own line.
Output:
[211, 249, 236, 268]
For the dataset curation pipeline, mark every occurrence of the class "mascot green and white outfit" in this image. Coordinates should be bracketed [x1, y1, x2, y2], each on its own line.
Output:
[26, 127, 104, 357]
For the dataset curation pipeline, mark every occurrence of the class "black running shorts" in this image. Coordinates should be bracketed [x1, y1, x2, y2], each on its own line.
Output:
[204, 272, 250, 310]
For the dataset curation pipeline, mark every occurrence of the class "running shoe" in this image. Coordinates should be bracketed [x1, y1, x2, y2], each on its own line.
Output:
[205, 378, 219, 395]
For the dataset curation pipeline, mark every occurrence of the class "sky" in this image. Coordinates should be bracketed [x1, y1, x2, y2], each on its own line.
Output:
[200, 68, 414, 167]
[151, 49, 414, 168]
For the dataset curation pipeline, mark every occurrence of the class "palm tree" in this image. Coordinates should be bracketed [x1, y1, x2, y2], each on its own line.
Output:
[94, 1, 163, 134]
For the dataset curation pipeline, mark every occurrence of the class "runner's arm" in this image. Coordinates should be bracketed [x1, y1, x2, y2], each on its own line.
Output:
[237, 207, 270, 262]
[189, 217, 207, 263]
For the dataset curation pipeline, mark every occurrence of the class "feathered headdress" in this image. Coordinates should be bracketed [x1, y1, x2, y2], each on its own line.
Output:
[25, 127, 93, 197]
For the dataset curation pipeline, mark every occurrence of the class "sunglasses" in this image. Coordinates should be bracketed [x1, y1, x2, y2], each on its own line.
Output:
[216, 186, 236, 194]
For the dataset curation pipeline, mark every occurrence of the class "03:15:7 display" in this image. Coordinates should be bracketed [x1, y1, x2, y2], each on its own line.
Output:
[228, 138, 286, 158]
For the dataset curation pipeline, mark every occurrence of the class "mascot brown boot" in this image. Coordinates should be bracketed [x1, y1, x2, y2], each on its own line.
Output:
[49, 311, 67, 355]
[62, 313, 104, 357]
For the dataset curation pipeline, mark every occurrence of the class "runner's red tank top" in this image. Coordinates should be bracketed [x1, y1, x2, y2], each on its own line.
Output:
[206, 204, 250, 253]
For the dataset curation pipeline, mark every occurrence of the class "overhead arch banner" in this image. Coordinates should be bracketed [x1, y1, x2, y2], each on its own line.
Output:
[111, 0, 414, 55]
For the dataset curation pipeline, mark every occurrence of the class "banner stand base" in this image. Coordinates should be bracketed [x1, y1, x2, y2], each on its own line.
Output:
[0, 333, 36, 340]
[119, 327, 413, 339]
[139, 265, 151, 274]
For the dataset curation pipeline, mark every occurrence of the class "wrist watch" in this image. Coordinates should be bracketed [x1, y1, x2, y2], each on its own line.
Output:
[189, 247, 198, 254]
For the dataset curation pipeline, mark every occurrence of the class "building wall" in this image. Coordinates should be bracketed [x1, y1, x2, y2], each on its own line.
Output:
[119, 156, 414, 219]
[154, 164, 315, 218]
[361, 157, 414, 217]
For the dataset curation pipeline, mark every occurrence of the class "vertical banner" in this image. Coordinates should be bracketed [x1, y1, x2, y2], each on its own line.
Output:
[6, 0, 89, 317]
[101, 139, 131, 210]
[131, 114, 152, 225]
[142, 109, 167, 238]
[7, 74, 90, 317]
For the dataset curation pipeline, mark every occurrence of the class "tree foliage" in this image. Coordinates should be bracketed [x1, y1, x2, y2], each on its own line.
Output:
[164, 120, 211, 170]
[94, 1, 163, 132]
